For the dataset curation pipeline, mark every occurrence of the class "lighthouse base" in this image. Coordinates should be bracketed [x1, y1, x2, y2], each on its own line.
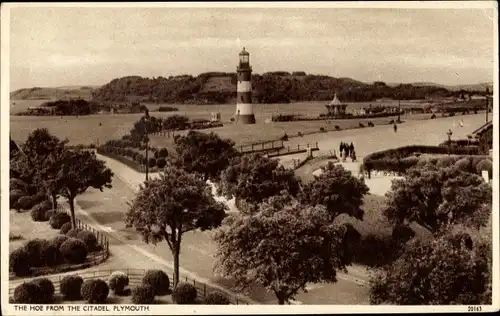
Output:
[237, 114, 256, 124]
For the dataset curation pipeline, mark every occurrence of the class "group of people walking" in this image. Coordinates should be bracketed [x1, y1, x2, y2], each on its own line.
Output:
[339, 141, 356, 162]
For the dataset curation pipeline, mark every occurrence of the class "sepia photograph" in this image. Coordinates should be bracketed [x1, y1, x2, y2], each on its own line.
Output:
[1, 1, 498, 315]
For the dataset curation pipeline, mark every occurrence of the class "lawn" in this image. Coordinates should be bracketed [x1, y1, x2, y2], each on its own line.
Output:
[9, 211, 60, 252]
[11, 100, 433, 148]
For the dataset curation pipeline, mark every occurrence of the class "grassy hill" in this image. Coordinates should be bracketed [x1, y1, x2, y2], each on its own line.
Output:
[10, 86, 98, 100]
[92, 72, 467, 105]
[388, 82, 493, 92]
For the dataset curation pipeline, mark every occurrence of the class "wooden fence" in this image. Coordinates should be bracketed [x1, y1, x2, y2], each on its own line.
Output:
[239, 140, 285, 154]
[9, 268, 250, 305]
[267, 142, 319, 158]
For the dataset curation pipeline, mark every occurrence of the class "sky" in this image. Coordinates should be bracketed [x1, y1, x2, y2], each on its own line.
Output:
[8, 5, 497, 91]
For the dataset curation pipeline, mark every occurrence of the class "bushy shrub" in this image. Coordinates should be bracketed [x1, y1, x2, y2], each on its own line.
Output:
[476, 159, 492, 179]
[50, 235, 69, 249]
[10, 189, 25, 209]
[31, 206, 49, 222]
[76, 230, 98, 251]
[142, 270, 170, 295]
[297, 132, 303, 137]
[335, 125, 341, 131]
[60, 275, 84, 300]
[455, 157, 473, 172]
[40, 242, 60, 266]
[280, 133, 289, 141]
[10, 178, 28, 191]
[156, 158, 167, 169]
[60, 238, 88, 264]
[31, 278, 55, 303]
[24, 238, 48, 267]
[9, 248, 31, 276]
[108, 271, 130, 294]
[359, 122, 365, 128]
[431, 114, 436, 119]
[49, 212, 71, 229]
[13, 282, 42, 304]
[148, 157, 156, 168]
[353, 234, 402, 267]
[81, 279, 109, 303]
[66, 228, 83, 238]
[436, 156, 458, 168]
[368, 121, 375, 127]
[158, 148, 169, 158]
[172, 282, 198, 304]
[319, 127, 326, 132]
[18, 196, 36, 210]
[131, 285, 155, 304]
[203, 291, 230, 305]
[60, 222, 73, 234]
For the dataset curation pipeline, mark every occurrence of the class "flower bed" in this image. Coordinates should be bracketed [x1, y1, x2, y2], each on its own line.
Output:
[363, 145, 488, 176]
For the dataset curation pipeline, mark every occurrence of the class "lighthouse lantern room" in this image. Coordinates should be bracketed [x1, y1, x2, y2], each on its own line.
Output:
[235, 47, 256, 124]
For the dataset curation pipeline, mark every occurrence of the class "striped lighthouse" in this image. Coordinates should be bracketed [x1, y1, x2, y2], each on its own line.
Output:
[235, 47, 256, 124]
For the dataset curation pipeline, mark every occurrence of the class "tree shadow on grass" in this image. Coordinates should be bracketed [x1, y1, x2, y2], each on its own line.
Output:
[88, 211, 125, 225]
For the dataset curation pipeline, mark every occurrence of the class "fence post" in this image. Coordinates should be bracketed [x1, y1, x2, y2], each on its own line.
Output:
[204, 284, 206, 297]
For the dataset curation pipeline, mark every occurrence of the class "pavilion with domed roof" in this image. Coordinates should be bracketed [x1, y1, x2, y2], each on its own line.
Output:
[325, 93, 348, 116]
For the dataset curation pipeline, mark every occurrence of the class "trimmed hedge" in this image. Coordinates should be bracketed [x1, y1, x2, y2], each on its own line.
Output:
[108, 271, 130, 294]
[60, 275, 84, 300]
[50, 235, 69, 249]
[142, 270, 170, 296]
[81, 279, 109, 303]
[40, 242, 60, 267]
[131, 285, 155, 304]
[203, 291, 230, 305]
[18, 196, 36, 210]
[13, 282, 42, 304]
[31, 278, 55, 303]
[9, 248, 31, 277]
[172, 282, 197, 304]
[31, 201, 52, 222]
[49, 212, 71, 229]
[59, 238, 88, 264]
[10, 189, 26, 209]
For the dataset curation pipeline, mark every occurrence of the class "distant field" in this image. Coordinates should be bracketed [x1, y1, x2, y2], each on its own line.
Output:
[10, 100, 440, 147]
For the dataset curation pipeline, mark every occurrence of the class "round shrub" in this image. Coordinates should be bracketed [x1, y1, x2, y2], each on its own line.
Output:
[131, 285, 155, 304]
[18, 196, 35, 210]
[60, 275, 84, 300]
[203, 291, 230, 305]
[158, 148, 169, 158]
[50, 235, 69, 249]
[36, 200, 53, 212]
[13, 282, 42, 304]
[9, 248, 31, 277]
[81, 279, 109, 303]
[40, 242, 60, 267]
[31, 278, 55, 303]
[142, 270, 170, 295]
[172, 282, 198, 304]
[476, 159, 492, 179]
[31, 205, 50, 222]
[24, 238, 48, 267]
[108, 271, 130, 294]
[148, 157, 157, 168]
[49, 212, 71, 229]
[67, 228, 84, 238]
[455, 157, 472, 172]
[10, 189, 25, 207]
[156, 157, 167, 169]
[76, 230, 98, 251]
[436, 156, 457, 168]
[60, 222, 73, 235]
[60, 238, 88, 264]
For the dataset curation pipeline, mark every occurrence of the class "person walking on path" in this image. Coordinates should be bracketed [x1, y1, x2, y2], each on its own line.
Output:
[340, 142, 344, 155]
[349, 142, 354, 155]
[393, 123, 398, 133]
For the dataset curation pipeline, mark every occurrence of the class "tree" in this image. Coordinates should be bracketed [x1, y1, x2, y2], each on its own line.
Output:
[384, 164, 491, 233]
[218, 153, 301, 214]
[369, 225, 491, 305]
[299, 162, 369, 221]
[125, 167, 227, 286]
[214, 192, 355, 304]
[10, 129, 69, 207]
[56, 149, 113, 228]
[174, 131, 240, 182]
